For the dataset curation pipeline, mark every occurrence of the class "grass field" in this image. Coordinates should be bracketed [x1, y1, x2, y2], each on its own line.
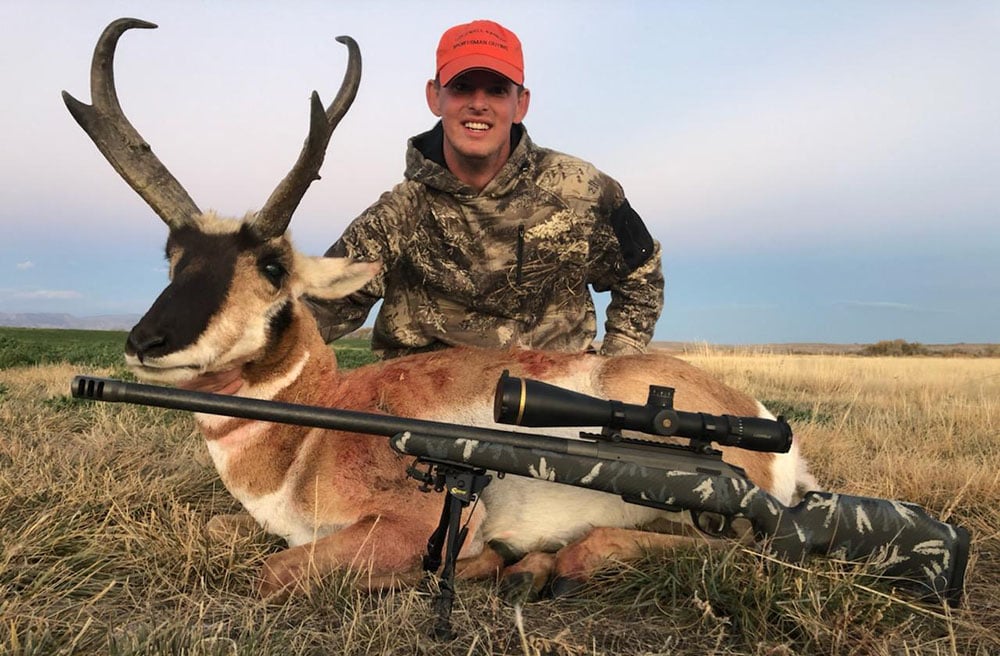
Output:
[0, 327, 130, 372]
[1, 330, 997, 654]
[0, 327, 379, 372]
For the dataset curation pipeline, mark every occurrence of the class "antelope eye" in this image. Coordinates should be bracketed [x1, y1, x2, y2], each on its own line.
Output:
[261, 261, 286, 286]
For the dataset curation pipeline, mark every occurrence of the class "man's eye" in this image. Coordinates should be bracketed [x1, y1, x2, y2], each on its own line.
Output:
[489, 86, 509, 96]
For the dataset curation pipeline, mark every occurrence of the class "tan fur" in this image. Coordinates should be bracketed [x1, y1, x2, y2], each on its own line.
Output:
[553, 527, 719, 580]
[150, 264, 813, 597]
[115, 217, 820, 597]
[499, 552, 556, 600]
[194, 211, 245, 234]
[77, 59, 816, 595]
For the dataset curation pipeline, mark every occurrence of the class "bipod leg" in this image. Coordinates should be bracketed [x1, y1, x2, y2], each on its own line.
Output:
[417, 462, 491, 641]
[421, 486, 451, 579]
[430, 487, 466, 640]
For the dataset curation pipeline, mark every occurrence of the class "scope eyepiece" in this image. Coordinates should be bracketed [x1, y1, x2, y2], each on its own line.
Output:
[493, 370, 792, 453]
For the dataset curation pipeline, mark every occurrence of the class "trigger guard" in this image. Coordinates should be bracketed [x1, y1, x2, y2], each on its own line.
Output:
[691, 510, 731, 537]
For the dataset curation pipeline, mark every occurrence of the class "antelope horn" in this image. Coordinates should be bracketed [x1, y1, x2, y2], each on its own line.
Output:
[61, 18, 202, 230]
[249, 35, 362, 240]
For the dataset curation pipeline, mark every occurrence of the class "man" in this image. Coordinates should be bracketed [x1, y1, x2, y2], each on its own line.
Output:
[309, 19, 664, 358]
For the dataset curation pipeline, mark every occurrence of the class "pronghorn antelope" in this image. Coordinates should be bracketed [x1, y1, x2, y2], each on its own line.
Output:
[64, 19, 817, 598]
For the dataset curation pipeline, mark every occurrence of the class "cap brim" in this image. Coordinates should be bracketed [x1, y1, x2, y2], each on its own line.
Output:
[439, 54, 523, 86]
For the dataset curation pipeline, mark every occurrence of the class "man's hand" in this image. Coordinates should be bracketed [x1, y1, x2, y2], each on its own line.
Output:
[599, 334, 645, 356]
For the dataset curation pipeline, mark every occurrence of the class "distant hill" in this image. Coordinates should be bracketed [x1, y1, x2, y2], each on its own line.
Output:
[0, 312, 140, 331]
[650, 340, 999, 357]
[2, 317, 995, 357]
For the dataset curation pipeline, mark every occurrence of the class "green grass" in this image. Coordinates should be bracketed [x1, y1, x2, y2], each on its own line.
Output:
[0, 327, 378, 372]
[2, 336, 996, 654]
[328, 337, 380, 369]
[0, 327, 128, 370]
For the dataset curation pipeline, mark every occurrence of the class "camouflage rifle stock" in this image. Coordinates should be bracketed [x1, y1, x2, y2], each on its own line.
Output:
[393, 430, 968, 604]
[70, 375, 969, 612]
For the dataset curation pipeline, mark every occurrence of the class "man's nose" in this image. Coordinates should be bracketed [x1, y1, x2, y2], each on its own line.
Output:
[467, 88, 489, 110]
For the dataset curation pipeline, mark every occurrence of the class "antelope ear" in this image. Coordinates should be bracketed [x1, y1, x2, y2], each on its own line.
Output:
[297, 255, 380, 299]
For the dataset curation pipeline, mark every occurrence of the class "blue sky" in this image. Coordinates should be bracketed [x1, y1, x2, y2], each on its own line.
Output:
[1, 1, 997, 344]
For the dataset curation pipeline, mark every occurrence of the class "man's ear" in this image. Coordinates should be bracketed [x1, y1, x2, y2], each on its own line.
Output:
[426, 79, 443, 117]
[514, 87, 531, 124]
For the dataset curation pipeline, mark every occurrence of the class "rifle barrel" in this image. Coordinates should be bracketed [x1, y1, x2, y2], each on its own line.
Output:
[71, 375, 970, 606]
[71, 375, 609, 458]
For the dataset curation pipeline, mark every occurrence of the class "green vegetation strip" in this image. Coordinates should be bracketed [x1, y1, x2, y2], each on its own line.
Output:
[0, 327, 378, 371]
[0, 327, 126, 369]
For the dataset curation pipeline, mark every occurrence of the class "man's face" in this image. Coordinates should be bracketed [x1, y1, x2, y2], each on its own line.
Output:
[426, 69, 530, 169]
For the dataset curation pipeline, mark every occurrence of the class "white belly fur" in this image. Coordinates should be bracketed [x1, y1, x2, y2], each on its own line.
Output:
[427, 400, 686, 554]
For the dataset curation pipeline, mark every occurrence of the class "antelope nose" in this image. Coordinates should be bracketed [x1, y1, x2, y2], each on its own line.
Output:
[126, 331, 167, 362]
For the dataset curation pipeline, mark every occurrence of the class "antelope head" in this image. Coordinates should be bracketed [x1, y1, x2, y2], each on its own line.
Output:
[63, 18, 377, 386]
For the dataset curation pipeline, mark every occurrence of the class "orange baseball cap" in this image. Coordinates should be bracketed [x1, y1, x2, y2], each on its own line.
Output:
[436, 20, 524, 86]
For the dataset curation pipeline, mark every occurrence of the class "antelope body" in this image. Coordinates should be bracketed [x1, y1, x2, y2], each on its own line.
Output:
[65, 19, 816, 596]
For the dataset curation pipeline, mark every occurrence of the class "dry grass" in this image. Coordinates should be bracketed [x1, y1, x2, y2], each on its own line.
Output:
[1, 354, 998, 655]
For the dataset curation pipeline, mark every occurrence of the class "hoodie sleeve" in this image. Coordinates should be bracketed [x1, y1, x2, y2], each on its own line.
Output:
[588, 186, 665, 355]
[305, 186, 408, 343]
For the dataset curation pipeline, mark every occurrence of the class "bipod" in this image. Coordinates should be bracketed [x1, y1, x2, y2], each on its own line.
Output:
[406, 458, 492, 640]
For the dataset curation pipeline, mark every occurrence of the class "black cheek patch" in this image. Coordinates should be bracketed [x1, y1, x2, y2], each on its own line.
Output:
[609, 200, 655, 272]
[267, 300, 294, 347]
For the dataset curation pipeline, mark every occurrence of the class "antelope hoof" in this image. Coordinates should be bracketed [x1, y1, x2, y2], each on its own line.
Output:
[499, 571, 538, 604]
[205, 513, 258, 543]
[550, 576, 585, 598]
[258, 554, 312, 600]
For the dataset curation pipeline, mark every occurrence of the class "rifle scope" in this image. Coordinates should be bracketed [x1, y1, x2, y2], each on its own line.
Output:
[493, 371, 792, 453]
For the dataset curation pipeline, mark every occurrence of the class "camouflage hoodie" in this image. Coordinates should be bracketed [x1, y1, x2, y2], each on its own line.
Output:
[308, 123, 664, 359]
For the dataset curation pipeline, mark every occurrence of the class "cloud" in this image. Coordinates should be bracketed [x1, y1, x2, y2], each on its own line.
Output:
[691, 302, 781, 312]
[833, 301, 951, 314]
[13, 290, 83, 300]
[15, 261, 34, 270]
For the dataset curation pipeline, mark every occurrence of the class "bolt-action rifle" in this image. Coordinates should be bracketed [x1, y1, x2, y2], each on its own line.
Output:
[71, 373, 969, 639]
